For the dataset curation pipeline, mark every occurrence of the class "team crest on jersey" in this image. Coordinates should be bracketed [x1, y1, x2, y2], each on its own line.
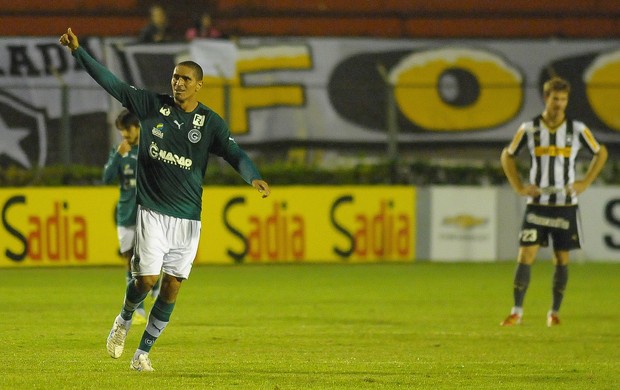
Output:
[159, 106, 171, 116]
[193, 114, 205, 127]
[188, 129, 201, 143]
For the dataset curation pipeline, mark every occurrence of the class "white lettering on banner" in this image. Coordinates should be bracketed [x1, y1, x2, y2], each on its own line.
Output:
[0, 37, 107, 119]
[108, 37, 620, 145]
[5, 37, 620, 153]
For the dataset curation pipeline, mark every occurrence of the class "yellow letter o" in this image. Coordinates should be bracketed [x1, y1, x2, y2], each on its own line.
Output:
[585, 51, 620, 132]
[390, 48, 523, 131]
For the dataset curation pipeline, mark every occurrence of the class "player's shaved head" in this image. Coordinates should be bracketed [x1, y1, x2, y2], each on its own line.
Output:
[177, 61, 203, 80]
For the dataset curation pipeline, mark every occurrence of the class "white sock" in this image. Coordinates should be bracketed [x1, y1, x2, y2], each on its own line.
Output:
[116, 314, 131, 327]
[511, 307, 523, 316]
[133, 349, 149, 361]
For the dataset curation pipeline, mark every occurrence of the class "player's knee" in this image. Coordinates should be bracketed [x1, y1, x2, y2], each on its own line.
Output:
[135, 275, 159, 293]
[157, 275, 182, 302]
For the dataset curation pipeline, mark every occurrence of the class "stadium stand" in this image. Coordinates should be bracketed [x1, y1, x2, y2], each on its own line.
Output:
[0, 0, 619, 38]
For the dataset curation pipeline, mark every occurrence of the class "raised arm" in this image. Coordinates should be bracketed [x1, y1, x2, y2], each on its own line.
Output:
[59, 28, 151, 116]
[59, 28, 80, 51]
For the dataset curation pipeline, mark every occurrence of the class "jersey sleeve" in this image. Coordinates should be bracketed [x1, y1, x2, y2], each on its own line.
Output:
[102, 147, 121, 184]
[72, 47, 157, 119]
[210, 116, 262, 185]
[506, 123, 528, 156]
[577, 125, 602, 155]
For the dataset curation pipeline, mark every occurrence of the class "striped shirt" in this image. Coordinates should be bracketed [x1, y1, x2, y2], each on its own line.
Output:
[507, 115, 602, 206]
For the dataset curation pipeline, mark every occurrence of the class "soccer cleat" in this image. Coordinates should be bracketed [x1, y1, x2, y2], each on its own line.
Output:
[106, 316, 130, 358]
[500, 313, 522, 326]
[133, 312, 147, 325]
[547, 312, 560, 327]
[130, 353, 154, 372]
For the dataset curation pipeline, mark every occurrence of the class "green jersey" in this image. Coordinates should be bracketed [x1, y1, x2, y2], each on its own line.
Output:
[74, 47, 262, 220]
[102, 144, 138, 227]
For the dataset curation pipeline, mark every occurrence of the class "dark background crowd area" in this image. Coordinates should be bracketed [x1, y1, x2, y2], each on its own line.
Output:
[1, 0, 619, 39]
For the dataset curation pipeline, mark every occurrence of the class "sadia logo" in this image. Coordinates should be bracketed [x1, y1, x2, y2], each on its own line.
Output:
[0, 90, 47, 169]
[2, 195, 88, 262]
[223, 197, 305, 263]
[330, 195, 411, 259]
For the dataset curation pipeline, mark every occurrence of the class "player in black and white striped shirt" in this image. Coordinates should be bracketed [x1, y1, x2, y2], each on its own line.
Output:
[500, 77, 607, 327]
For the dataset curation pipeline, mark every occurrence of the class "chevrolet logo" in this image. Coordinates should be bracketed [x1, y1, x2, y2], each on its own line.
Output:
[443, 214, 488, 229]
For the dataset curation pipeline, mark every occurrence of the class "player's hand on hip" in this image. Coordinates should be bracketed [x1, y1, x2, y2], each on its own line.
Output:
[570, 181, 587, 195]
[59, 28, 80, 51]
[519, 184, 541, 197]
[252, 180, 271, 198]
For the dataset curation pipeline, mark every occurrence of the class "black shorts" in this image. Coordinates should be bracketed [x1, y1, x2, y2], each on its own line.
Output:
[519, 204, 581, 251]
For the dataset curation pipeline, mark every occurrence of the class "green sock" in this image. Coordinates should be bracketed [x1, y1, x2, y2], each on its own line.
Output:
[120, 279, 149, 321]
[125, 272, 145, 311]
[137, 297, 176, 353]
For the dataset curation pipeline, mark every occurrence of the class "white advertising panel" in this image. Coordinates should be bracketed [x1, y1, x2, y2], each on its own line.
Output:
[575, 187, 620, 262]
[430, 187, 497, 262]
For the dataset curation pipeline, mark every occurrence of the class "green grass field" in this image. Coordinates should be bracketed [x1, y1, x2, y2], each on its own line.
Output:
[1, 262, 618, 389]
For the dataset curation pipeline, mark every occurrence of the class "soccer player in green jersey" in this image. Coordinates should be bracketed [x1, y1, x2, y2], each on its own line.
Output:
[102, 109, 160, 325]
[60, 28, 271, 371]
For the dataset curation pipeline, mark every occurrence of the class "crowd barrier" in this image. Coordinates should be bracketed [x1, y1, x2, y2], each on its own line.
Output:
[2, 185, 617, 268]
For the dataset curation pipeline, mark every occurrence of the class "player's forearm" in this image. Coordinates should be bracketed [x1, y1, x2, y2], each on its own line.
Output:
[581, 144, 608, 186]
[501, 148, 525, 193]
[225, 150, 262, 185]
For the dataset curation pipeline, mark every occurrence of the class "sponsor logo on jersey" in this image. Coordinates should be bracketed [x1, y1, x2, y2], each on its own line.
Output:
[525, 212, 569, 230]
[193, 114, 205, 127]
[152, 123, 164, 139]
[148, 142, 192, 169]
[122, 164, 134, 176]
[159, 106, 171, 116]
[174, 120, 184, 129]
[188, 129, 201, 143]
